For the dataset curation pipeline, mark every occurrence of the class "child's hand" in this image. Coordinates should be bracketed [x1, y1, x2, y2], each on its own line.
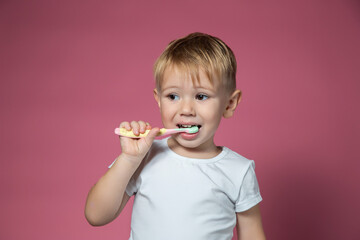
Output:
[118, 121, 159, 166]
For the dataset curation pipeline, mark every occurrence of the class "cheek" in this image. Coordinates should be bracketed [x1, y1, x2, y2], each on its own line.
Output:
[160, 104, 175, 121]
[201, 103, 223, 119]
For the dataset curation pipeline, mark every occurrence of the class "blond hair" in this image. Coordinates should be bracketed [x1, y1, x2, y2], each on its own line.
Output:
[154, 32, 237, 92]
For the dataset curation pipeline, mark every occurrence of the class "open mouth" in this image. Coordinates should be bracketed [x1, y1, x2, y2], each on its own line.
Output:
[177, 124, 202, 129]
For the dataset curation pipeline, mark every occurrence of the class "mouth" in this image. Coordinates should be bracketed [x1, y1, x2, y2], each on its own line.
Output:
[177, 124, 202, 130]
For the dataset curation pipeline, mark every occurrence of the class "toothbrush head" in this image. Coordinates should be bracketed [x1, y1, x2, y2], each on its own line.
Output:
[185, 126, 199, 134]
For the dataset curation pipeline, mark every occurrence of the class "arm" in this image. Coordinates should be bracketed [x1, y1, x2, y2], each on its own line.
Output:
[84, 156, 136, 226]
[84, 121, 159, 226]
[236, 204, 266, 240]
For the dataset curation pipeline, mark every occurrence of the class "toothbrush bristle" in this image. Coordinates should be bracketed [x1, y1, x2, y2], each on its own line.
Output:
[186, 126, 199, 133]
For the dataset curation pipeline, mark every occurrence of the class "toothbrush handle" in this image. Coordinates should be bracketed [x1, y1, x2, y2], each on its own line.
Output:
[114, 128, 170, 138]
[114, 127, 195, 138]
[158, 129, 181, 138]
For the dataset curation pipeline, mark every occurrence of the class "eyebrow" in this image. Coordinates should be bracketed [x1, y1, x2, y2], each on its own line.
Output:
[160, 80, 217, 92]
[159, 86, 180, 91]
[160, 86, 216, 94]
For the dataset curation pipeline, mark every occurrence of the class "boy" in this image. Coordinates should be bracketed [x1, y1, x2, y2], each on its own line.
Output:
[85, 32, 265, 240]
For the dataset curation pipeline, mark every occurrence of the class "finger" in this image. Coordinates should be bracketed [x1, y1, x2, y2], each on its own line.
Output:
[138, 121, 147, 133]
[145, 122, 151, 130]
[119, 121, 131, 131]
[130, 121, 140, 135]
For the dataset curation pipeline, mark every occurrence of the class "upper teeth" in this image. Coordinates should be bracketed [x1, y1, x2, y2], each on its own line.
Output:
[179, 124, 193, 128]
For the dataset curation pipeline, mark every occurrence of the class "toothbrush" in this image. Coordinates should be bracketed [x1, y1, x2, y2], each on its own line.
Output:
[114, 126, 199, 138]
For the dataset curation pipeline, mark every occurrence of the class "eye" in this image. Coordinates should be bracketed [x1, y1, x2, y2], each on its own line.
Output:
[196, 94, 209, 101]
[167, 93, 179, 101]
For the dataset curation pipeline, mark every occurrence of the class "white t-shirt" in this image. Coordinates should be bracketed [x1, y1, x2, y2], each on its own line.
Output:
[111, 138, 262, 240]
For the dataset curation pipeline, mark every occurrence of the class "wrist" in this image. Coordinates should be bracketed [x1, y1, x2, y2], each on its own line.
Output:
[116, 153, 143, 169]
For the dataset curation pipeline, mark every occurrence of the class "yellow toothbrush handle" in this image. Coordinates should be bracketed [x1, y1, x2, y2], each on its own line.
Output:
[115, 128, 167, 138]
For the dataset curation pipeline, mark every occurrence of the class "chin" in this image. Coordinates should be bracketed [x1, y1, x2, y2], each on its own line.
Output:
[173, 136, 204, 149]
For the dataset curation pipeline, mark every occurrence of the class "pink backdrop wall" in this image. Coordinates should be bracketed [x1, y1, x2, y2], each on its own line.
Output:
[1, 0, 359, 239]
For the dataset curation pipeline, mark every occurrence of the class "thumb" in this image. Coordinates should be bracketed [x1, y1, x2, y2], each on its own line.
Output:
[144, 127, 160, 146]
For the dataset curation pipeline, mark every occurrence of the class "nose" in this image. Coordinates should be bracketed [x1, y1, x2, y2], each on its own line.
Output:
[180, 98, 195, 116]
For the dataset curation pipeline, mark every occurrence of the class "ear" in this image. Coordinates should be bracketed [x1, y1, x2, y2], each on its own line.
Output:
[223, 90, 242, 118]
[153, 88, 161, 108]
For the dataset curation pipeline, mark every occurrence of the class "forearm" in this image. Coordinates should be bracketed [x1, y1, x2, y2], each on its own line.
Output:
[85, 155, 139, 226]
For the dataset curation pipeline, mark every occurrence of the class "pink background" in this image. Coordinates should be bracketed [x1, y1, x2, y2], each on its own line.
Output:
[1, 0, 359, 239]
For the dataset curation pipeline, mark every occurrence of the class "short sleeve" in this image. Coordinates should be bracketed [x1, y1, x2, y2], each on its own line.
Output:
[235, 161, 262, 212]
[108, 158, 138, 197]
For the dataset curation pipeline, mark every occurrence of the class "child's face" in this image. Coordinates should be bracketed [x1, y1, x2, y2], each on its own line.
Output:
[154, 65, 239, 157]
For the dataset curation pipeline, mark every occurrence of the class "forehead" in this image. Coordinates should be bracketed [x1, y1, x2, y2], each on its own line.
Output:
[160, 64, 221, 90]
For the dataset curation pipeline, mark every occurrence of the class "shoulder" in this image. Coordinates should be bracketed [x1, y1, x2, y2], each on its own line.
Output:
[220, 147, 255, 171]
[214, 147, 258, 190]
[204, 147, 255, 181]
